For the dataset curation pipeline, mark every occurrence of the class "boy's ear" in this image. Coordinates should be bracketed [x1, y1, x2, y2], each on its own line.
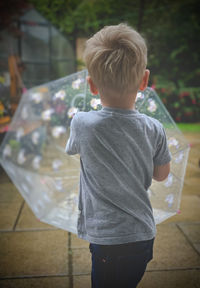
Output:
[87, 76, 99, 95]
[139, 69, 150, 91]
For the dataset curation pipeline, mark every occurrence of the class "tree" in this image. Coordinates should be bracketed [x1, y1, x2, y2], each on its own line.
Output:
[141, 0, 200, 87]
[0, 0, 30, 35]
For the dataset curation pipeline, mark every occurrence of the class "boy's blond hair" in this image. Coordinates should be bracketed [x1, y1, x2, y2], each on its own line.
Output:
[84, 23, 147, 97]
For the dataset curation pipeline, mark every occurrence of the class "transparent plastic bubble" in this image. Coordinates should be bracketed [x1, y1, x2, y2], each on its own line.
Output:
[0, 70, 190, 233]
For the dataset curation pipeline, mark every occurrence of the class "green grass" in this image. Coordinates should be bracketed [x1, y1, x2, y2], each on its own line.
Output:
[177, 123, 200, 132]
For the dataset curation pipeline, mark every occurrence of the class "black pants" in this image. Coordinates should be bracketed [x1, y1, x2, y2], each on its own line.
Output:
[90, 238, 154, 288]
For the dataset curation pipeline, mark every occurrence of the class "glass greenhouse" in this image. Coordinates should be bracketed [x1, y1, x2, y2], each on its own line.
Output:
[0, 8, 76, 89]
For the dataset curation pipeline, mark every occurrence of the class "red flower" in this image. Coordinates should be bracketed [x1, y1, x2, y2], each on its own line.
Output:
[184, 111, 193, 116]
[179, 91, 190, 98]
[55, 104, 66, 114]
[192, 99, 196, 104]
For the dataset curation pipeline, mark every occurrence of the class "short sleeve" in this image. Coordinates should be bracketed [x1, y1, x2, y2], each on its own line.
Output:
[153, 125, 171, 166]
[65, 114, 80, 155]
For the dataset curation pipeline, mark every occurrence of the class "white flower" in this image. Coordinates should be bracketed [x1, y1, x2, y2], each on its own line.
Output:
[41, 109, 54, 121]
[54, 90, 66, 100]
[164, 173, 173, 187]
[136, 92, 144, 101]
[72, 78, 84, 89]
[16, 127, 24, 141]
[52, 126, 66, 138]
[54, 179, 63, 191]
[175, 152, 183, 164]
[165, 193, 174, 207]
[32, 131, 40, 145]
[17, 149, 26, 165]
[90, 98, 101, 110]
[147, 99, 157, 112]
[52, 159, 63, 171]
[3, 144, 12, 157]
[32, 155, 42, 169]
[31, 92, 42, 103]
[68, 107, 78, 118]
[168, 137, 179, 148]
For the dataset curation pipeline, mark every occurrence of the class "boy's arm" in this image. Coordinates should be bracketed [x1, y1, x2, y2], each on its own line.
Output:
[65, 115, 79, 155]
[153, 124, 171, 182]
[153, 162, 170, 182]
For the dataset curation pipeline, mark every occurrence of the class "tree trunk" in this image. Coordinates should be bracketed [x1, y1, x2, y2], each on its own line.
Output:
[138, 0, 145, 32]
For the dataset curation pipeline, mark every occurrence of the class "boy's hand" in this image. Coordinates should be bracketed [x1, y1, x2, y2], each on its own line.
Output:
[153, 162, 170, 182]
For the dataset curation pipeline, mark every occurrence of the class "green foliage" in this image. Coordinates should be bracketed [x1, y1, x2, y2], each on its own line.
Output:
[29, 0, 139, 37]
[154, 78, 200, 123]
[29, 0, 200, 86]
[145, 0, 200, 88]
[28, 0, 200, 122]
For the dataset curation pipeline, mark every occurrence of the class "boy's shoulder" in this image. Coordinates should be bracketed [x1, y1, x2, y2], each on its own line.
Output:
[70, 110, 99, 131]
[72, 110, 100, 123]
[76, 110, 98, 117]
[73, 109, 164, 133]
[135, 112, 163, 130]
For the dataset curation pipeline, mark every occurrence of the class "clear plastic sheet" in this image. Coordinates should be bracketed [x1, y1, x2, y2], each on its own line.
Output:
[0, 70, 190, 233]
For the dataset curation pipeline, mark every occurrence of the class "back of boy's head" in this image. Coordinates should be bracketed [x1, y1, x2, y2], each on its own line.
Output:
[84, 23, 147, 97]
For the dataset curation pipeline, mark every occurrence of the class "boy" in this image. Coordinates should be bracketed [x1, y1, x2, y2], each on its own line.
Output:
[66, 23, 171, 288]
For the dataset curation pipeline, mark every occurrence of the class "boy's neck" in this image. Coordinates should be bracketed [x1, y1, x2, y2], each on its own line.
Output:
[100, 92, 137, 110]
[102, 103, 135, 110]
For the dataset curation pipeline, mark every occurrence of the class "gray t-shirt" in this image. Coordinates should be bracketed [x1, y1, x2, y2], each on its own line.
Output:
[66, 107, 171, 245]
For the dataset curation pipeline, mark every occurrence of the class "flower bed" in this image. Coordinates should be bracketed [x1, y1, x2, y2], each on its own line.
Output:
[153, 83, 200, 123]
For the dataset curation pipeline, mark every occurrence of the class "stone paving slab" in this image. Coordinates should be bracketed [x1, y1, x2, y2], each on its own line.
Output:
[183, 162, 200, 196]
[149, 224, 200, 270]
[72, 269, 200, 288]
[1, 268, 199, 288]
[182, 132, 200, 196]
[71, 224, 200, 276]
[138, 269, 200, 288]
[194, 243, 200, 254]
[72, 248, 91, 275]
[0, 230, 68, 277]
[0, 183, 23, 203]
[0, 202, 23, 231]
[165, 195, 200, 223]
[73, 275, 90, 288]
[16, 203, 56, 231]
[0, 168, 12, 183]
[178, 223, 200, 243]
[0, 180, 24, 231]
[0, 277, 70, 288]
[182, 180, 200, 196]
[178, 222, 200, 255]
[71, 233, 89, 249]
[0, 132, 199, 288]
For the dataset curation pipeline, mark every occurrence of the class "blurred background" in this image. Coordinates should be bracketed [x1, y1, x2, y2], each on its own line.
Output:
[0, 2, 199, 288]
[0, 0, 199, 130]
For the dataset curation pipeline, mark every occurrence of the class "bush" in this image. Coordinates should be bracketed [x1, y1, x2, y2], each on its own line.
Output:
[152, 78, 200, 123]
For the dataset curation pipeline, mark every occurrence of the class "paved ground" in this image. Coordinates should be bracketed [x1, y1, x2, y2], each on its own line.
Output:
[0, 132, 199, 288]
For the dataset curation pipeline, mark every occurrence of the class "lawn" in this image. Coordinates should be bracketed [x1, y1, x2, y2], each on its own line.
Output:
[177, 123, 200, 132]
